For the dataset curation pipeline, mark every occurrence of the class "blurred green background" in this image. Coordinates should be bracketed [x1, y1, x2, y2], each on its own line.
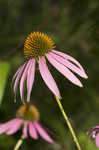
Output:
[0, 0, 99, 149]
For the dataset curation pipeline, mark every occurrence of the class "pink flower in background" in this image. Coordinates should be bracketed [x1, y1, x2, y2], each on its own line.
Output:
[0, 104, 53, 144]
[13, 32, 88, 102]
[88, 126, 99, 148]
[0, 118, 53, 143]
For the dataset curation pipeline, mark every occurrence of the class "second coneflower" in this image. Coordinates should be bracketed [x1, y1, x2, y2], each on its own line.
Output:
[0, 104, 53, 144]
[13, 32, 88, 102]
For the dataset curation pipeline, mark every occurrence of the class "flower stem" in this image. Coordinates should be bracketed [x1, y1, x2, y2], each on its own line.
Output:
[14, 135, 24, 150]
[55, 96, 81, 150]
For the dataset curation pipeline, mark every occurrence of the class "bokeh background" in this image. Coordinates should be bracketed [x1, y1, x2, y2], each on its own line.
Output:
[0, 0, 99, 149]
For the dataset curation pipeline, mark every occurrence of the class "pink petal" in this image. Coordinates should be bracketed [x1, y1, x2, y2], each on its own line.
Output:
[27, 59, 35, 102]
[39, 57, 61, 99]
[0, 118, 18, 128]
[23, 122, 28, 138]
[46, 53, 83, 87]
[13, 62, 27, 81]
[50, 52, 87, 78]
[29, 122, 38, 139]
[20, 60, 31, 100]
[96, 133, 99, 148]
[34, 122, 54, 144]
[93, 126, 99, 129]
[0, 122, 13, 134]
[0, 118, 21, 134]
[13, 62, 27, 96]
[6, 119, 23, 135]
[52, 50, 88, 78]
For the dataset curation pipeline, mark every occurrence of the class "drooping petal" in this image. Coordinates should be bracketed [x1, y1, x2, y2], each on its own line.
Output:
[13, 62, 27, 81]
[96, 133, 99, 148]
[23, 122, 28, 138]
[39, 57, 61, 99]
[52, 50, 88, 78]
[0, 119, 21, 134]
[20, 60, 31, 100]
[27, 59, 35, 102]
[29, 122, 38, 139]
[34, 122, 54, 144]
[13, 62, 27, 97]
[6, 119, 23, 135]
[50, 52, 87, 78]
[46, 53, 83, 87]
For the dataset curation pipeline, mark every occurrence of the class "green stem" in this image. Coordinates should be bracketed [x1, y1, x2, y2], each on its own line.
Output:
[14, 135, 24, 150]
[55, 96, 81, 150]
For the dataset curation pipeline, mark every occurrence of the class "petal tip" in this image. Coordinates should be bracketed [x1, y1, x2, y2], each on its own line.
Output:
[85, 74, 88, 79]
[83, 72, 88, 79]
[79, 83, 83, 88]
[49, 139, 55, 144]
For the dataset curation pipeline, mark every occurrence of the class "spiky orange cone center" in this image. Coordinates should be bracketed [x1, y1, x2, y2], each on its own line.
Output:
[24, 32, 55, 58]
[16, 104, 40, 121]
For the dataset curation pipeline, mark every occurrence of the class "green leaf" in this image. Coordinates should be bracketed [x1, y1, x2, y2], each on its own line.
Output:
[0, 62, 10, 105]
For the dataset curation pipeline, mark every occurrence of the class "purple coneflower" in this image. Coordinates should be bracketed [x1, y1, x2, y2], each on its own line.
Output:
[13, 32, 88, 102]
[88, 126, 99, 148]
[0, 104, 53, 144]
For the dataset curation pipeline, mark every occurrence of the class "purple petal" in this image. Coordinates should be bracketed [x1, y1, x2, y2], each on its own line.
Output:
[0, 118, 21, 134]
[50, 52, 87, 78]
[29, 122, 38, 139]
[96, 133, 99, 148]
[13, 62, 27, 97]
[23, 122, 28, 138]
[27, 59, 35, 102]
[34, 122, 54, 144]
[6, 119, 23, 135]
[39, 57, 61, 99]
[20, 60, 31, 100]
[52, 50, 88, 78]
[46, 53, 83, 87]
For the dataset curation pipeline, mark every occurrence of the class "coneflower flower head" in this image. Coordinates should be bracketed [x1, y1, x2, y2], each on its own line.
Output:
[87, 126, 99, 148]
[13, 31, 88, 102]
[0, 104, 53, 143]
